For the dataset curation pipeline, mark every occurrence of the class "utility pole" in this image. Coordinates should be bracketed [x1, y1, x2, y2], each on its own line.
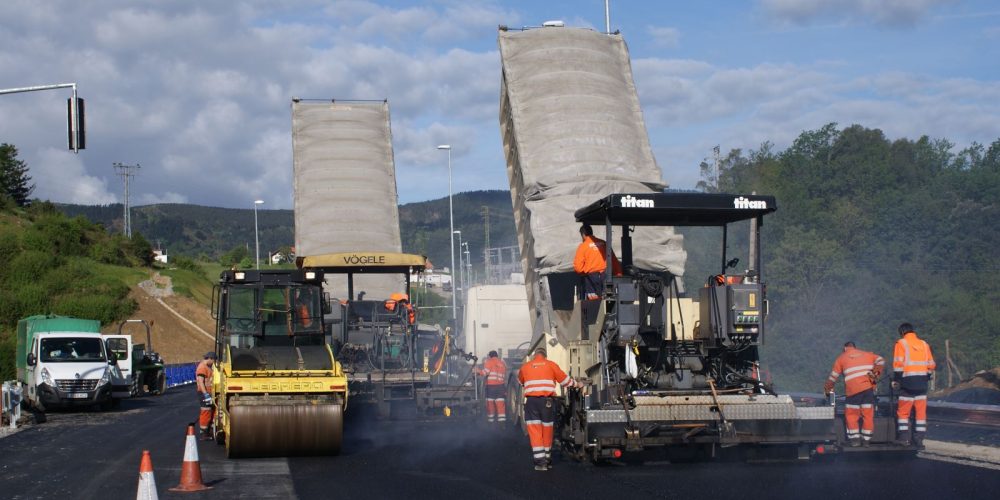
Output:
[113, 163, 140, 238]
[482, 206, 490, 254]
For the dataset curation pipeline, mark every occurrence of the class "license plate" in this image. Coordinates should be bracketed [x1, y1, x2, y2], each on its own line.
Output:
[68, 392, 89, 399]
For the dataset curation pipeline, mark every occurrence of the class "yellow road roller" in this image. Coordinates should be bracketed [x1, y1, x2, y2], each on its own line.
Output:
[211, 269, 348, 457]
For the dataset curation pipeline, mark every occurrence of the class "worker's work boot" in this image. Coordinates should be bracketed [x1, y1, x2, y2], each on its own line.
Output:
[534, 464, 549, 471]
[913, 435, 925, 449]
[849, 438, 861, 448]
[895, 429, 911, 447]
[201, 428, 213, 441]
[861, 439, 871, 448]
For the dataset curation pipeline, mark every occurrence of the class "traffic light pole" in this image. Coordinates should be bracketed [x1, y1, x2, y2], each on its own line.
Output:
[0, 83, 83, 152]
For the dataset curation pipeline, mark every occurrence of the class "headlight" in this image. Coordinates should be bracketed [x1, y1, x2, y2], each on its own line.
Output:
[40, 368, 54, 386]
[98, 368, 111, 386]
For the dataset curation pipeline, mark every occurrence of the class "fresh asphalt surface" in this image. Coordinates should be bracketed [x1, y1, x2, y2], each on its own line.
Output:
[1, 389, 997, 500]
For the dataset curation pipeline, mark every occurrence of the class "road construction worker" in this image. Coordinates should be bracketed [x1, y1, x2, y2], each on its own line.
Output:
[478, 351, 507, 424]
[573, 224, 622, 300]
[196, 351, 216, 440]
[295, 289, 313, 328]
[824, 341, 885, 447]
[518, 347, 582, 470]
[892, 323, 936, 447]
[385, 292, 416, 326]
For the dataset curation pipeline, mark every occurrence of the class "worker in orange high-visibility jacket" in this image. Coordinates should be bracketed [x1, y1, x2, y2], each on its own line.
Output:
[824, 341, 885, 447]
[892, 323, 936, 447]
[196, 351, 217, 440]
[573, 224, 623, 300]
[518, 347, 582, 471]
[478, 351, 508, 424]
[385, 293, 416, 326]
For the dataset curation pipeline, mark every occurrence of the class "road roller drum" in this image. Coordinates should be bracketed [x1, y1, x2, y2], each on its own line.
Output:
[227, 401, 343, 457]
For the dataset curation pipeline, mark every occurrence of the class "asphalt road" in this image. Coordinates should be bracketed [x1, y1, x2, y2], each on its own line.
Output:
[1, 389, 997, 500]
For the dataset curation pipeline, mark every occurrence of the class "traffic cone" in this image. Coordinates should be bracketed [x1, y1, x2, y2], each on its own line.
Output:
[169, 423, 213, 492]
[136, 450, 159, 500]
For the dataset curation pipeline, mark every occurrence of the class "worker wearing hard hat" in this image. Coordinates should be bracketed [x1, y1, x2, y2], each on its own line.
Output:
[518, 347, 583, 471]
[824, 341, 885, 447]
[573, 224, 622, 300]
[385, 292, 416, 326]
[478, 351, 508, 424]
[892, 323, 936, 447]
[196, 351, 217, 440]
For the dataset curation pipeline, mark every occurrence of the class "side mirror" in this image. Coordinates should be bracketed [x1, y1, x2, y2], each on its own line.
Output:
[108, 352, 118, 364]
[26, 353, 37, 366]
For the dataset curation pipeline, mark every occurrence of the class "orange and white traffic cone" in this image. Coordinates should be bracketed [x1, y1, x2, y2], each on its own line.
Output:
[136, 450, 159, 500]
[169, 423, 213, 492]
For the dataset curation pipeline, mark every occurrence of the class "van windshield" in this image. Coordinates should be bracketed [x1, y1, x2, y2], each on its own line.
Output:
[40, 338, 106, 363]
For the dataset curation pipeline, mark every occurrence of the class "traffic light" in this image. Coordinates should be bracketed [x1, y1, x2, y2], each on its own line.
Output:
[67, 97, 85, 151]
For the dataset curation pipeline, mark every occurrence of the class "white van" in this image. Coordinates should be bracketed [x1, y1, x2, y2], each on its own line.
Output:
[23, 332, 116, 410]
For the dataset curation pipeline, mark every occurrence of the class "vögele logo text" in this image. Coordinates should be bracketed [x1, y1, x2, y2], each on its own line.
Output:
[733, 196, 767, 209]
[621, 195, 654, 208]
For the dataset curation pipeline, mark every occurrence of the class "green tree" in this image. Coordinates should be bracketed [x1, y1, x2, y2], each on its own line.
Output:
[0, 143, 35, 206]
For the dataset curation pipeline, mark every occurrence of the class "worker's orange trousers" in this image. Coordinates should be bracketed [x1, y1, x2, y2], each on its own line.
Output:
[485, 384, 506, 422]
[897, 392, 928, 438]
[524, 396, 554, 466]
[199, 408, 214, 430]
[845, 390, 876, 442]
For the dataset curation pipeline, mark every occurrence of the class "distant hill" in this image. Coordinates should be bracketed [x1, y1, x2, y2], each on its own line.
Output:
[57, 190, 519, 273]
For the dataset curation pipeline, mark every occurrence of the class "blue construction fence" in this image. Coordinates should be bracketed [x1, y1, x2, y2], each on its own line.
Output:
[165, 363, 198, 389]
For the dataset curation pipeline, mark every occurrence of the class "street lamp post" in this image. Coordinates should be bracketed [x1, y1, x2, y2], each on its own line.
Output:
[254, 199, 264, 268]
[437, 145, 457, 325]
[454, 230, 463, 303]
[463, 242, 471, 291]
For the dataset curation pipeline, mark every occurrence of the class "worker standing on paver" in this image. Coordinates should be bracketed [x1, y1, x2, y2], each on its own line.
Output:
[573, 224, 622, 299]
[824, 341, 885, 447]
[892, 323, 936, 447]
[518, 347, 582, 470]
[196, 352, 216, 440]
[478, 351, 507, 424]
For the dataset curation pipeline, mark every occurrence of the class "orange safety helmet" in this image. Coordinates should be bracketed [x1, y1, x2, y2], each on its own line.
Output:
[389, 292, 409, 302]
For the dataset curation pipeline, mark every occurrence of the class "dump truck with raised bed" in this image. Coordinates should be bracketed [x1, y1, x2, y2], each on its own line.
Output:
[210, 269, 347, 457]
[292, 99, 478, 418]
[497, 25, 911, 460]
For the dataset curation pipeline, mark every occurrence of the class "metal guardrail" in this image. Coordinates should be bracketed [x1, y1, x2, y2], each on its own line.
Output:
[165, 363, 198, 389]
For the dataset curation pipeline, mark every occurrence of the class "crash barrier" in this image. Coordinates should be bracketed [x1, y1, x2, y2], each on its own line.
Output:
[165, 363, 198, 389]
[2, 381, 22, 429]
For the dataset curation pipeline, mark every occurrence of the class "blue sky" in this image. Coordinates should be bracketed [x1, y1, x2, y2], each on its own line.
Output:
[1, 0, 998, 208]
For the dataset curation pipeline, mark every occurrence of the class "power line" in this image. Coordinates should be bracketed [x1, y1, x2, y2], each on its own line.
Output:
[113, 162, 140, 238]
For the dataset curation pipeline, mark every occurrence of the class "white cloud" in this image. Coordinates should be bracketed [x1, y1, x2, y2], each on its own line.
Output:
[760, 0, 955, 27]
[646, 26, 680, 48]
[31, 147, 117, 204]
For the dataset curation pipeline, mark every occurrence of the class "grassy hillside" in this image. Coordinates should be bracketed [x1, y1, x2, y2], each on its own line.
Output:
[0, 202, 157, 380]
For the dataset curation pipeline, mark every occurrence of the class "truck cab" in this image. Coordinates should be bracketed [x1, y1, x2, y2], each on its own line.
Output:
[17, 316, 118, 412]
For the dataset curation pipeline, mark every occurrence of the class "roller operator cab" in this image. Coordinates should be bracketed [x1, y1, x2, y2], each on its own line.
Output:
[211, 269, 348, 458]
[526, 192, 845, 462]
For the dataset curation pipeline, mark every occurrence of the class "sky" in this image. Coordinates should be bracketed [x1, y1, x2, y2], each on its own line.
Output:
[1, 0, 999, 209]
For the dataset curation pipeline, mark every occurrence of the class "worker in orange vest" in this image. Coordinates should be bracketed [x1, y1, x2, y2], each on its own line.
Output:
[824, 341, 885, 447]
[573, 224, 623, 300]
[196, 351, 216, 440]
[892, 323, 936, 447]
[478, 350, 507, 424]
[517, 347, 582, 471]
[295, 289, 313, 328]
[385, 292, 416, 326]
